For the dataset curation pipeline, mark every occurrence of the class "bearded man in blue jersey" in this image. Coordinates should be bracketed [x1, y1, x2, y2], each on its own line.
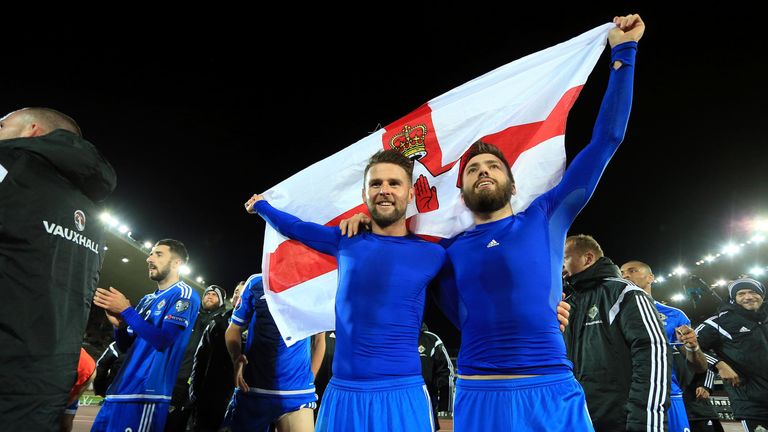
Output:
[92, 239, 200, 432]
[245, 150, 445, 432]
[432, 14, 647, 431]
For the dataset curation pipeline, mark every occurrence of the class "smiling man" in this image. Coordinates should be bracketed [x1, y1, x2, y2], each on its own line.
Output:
[436, 14, 649, 432]
[245, 149, 445, 432]
[696, 278, 768, 432]
[91, 239, 200, 432]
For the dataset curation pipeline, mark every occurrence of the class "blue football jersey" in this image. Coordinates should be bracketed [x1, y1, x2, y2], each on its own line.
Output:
[231, 274, 315, 392]
[106, 281, 200, 402]
[654, 301, 691, 396]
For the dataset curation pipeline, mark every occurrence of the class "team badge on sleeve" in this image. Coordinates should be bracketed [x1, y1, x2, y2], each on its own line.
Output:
[174, 299, 190, 312]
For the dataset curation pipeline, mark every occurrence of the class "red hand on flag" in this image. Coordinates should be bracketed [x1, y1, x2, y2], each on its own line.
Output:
[415, 174, 439, 213]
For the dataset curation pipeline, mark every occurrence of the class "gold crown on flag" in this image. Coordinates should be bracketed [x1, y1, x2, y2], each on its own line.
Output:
[389, 124, 428, 160]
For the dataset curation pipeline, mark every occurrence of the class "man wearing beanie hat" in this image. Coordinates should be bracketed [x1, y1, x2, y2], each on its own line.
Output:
[165, 284, 228, 431]
[696, 278, 768, 431]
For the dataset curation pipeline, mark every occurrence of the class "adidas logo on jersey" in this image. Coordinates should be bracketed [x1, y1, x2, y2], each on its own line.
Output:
[739, 326, 751, 333]
[487, 239, 500, 248]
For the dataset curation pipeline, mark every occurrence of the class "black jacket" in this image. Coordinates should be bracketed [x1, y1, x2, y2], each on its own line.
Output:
[419, 324, 454, 412]
[564, 257, 671, 432]
[681, 368, 719, 422]
[93, 342, 125, 397]
[188, 309, 237, 430]
[171, 304, 228, 405]
[696, 302, 768, 421]
[0, 130, 116, 431]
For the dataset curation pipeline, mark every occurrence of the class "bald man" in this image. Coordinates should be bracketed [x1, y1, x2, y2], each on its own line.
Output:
[0, 107, 116, 432]
[621, 260, 707, 432]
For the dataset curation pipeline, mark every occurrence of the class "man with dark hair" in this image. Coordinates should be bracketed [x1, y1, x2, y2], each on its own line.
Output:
[434, 14, 647, 431]
[695, 278, 768, 432]
[563, 235, 671, 431]
[165, 285, 229, 431]
[621, 260, 707, 432]
[0, 107, 116, 431]
[91, 239, 201, 431]
[244, 149, 446, 431]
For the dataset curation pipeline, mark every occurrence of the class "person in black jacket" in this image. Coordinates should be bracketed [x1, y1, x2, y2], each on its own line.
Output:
[166, 285, 229, 431]
[695, 278, 768, 432]
[681, 369, 724, 432]
[93, 341, 125, 397]
[0, 107, 116, 432]
[419, 323, 454, 431]
[563, 234, 671, 432]
[188, 281, 245, 432]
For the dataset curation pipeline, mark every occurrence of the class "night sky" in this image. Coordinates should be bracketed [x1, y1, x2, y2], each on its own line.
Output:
[5, 5, 766, 349]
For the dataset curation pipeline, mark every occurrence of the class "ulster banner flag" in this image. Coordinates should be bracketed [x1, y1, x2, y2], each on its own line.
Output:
[260, 23, 614, 345]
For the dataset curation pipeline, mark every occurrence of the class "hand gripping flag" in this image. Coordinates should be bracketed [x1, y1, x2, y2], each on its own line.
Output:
[261, 23, 614, 345]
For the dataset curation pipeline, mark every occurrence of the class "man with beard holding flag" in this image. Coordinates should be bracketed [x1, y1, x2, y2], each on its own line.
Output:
[439, 14, 646, 431]
[341, 13, 646, 431]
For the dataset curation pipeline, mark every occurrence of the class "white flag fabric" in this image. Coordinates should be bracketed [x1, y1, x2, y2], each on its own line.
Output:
[261, 23, 614, 345]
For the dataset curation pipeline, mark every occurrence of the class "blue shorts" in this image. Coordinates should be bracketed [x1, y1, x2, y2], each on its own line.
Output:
[454, 372, 594, 431]
[316, 375, 434, 432]
[221, 387, 317, 432]
[669, 395, 691, 432]
[90, 400, 170, 432]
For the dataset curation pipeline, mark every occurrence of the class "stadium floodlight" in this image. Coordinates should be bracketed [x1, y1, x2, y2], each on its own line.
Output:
[655, 276, 666, 283]
[673, 266, 687, 276]
[671, 293, 686, 302]
[180, 265, 192, 276]
[118, 225, 130, 234]
[751, 217, 768, 233]
[721, 243, 740, 256]
[121, 258, 129, 263]
[715, 279, 727, 287]
[143, 241, 153, 249]
[749, 266, 765, 276]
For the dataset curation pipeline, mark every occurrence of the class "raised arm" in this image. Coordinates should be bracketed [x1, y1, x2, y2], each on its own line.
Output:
[539, 14, 644, 221]
[244, 194, 341, 256]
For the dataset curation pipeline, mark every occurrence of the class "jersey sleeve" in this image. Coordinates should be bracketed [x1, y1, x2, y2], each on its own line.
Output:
[231, 276, 259, 327]
[254, 200, 341, 256]
[163, 285, 198, 328]
[694, 318, 723, 366]
[533, 42, 637, 226]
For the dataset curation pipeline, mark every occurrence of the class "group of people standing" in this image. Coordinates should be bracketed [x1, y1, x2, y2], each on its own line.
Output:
[1, 10, 766, 432]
